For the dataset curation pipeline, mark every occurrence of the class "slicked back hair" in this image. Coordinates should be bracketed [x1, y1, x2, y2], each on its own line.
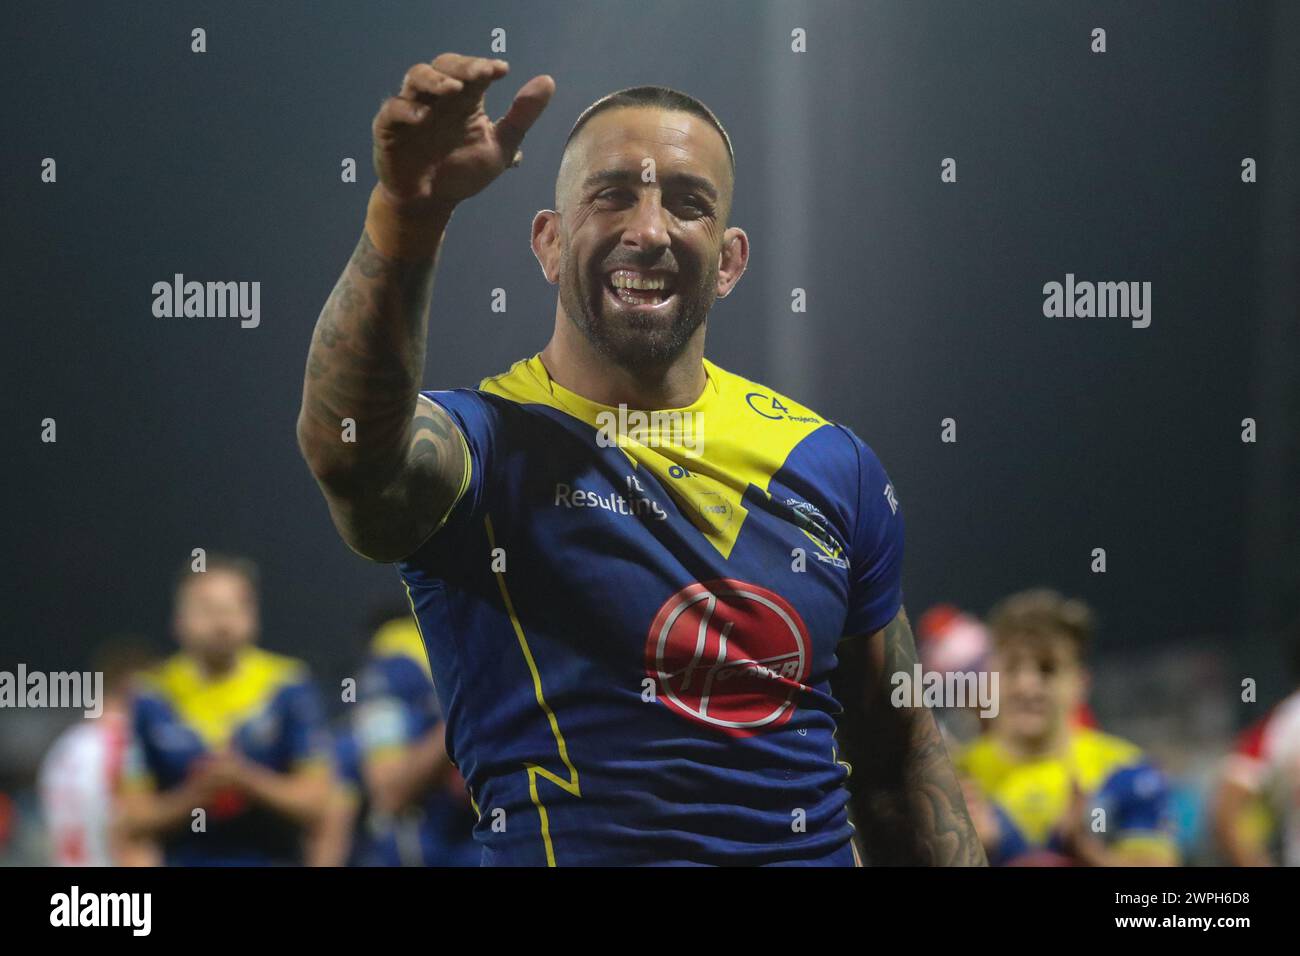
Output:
[563, 85, 735, 173]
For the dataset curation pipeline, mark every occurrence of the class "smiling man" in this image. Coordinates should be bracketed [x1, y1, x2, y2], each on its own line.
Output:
[957, 590, 1179, 866]
[297, 53, 984, 866]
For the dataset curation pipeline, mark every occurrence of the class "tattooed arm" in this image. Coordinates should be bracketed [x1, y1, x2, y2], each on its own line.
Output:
[296, 54, 553, 561]
[849, 607, 987, 865]
[296, 227, 466, 562]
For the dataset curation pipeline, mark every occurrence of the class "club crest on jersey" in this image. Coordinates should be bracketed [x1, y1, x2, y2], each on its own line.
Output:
[645, 579, 812, 737]
[784, 498, 848, 568]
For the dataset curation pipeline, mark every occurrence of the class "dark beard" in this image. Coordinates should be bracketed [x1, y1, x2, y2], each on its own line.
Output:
[559, 253, 717, 372]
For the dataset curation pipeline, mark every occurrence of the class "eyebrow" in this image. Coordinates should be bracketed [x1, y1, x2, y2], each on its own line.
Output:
[582, 168, 720, 202]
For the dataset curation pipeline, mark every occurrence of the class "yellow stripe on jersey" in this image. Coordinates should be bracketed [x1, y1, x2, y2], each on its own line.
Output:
[479, 354, 830, 560]
[138, 648, 307, 750]
[485, 512, 581, 866]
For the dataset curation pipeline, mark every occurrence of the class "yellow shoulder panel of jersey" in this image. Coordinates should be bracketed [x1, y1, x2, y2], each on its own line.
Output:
[954, 733, 1006, 787]
[139, 647, 309, 749]
[479, 354, 832, 560]
[1068, 727, 1145, 791]
[958, 727, 1146, 793]
[369, 616, 433, 679]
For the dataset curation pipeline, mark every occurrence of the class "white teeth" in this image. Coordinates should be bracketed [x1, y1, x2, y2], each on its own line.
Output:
[610, 273, 669, 291]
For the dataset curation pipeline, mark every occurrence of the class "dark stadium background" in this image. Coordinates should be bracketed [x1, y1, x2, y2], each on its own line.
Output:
[3, 0, 1297, 863]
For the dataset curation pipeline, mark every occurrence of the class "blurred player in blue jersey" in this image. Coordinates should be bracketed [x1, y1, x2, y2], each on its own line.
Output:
[353, 612, 478, 866]
[298, 54, 984, 865]
[119, 555, 332, 865]
[310, 608, 477, 867]
[957, 589, 1179, 866]
[307, 721, 369, 866]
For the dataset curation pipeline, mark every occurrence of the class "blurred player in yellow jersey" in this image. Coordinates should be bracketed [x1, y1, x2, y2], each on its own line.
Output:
[118, 555, 333, 865]
[957, 589, 1179, 866]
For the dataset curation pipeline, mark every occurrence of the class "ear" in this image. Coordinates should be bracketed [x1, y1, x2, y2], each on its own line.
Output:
[531, 209, 562, 284]
[715, 226, 749, 298]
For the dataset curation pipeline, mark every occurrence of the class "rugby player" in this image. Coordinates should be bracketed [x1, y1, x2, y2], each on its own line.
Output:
[118, 556, 332, 865]
[354, 613, 478, 866]
[957, 589, 1179, 866]
[38, 640, 157, 866]
[297, 53, 983, 866]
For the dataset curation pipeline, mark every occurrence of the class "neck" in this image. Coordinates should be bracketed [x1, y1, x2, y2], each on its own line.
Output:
[193, 650, 241, 681]
[540, 307, 708, 410]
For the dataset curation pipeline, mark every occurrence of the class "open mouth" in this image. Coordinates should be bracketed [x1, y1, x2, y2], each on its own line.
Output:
[604, 269, 677, 310]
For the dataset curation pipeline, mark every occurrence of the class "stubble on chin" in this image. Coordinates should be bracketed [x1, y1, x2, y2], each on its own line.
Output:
[559, 268, 717, 371]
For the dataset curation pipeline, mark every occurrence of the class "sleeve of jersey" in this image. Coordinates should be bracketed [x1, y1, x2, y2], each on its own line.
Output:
[355, 658, 431, 758]
[990, 802, 1029, 865]
[120, 694, 160, 791]
[331, 734, 364, 796]
[280, 679, 331, 772]
[402, 388, 496, 568]
[1107, 762, 1179, 859]
[838, 426, 905, 637]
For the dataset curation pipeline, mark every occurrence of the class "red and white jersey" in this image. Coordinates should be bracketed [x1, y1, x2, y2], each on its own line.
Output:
[1224, 690, 1300, 866]
[37, 711, 127, 866]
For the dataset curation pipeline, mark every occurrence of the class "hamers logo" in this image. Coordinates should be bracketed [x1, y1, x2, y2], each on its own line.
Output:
[645, 579, 812, 736]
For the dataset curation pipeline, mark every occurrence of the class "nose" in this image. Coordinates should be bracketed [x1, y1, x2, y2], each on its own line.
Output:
[1006, 663, 1041, 694]
[619, 191, 670, 254]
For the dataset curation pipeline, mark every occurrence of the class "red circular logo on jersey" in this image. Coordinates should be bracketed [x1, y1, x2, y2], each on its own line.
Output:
[645, 579, 812, 736]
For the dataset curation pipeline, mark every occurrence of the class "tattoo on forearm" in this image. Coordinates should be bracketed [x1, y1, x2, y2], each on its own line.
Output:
[299, 230, 436, 485]
[298, 225, 467, 560]
[858, 612, 988, 866]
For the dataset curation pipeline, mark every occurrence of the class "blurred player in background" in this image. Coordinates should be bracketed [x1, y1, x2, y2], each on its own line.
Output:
[117, 555, 332, 865]
[916, 603, 1099, 746]
[1211, 622, 1300, 866]
[308, 719, 369, 866]
[957, 589, 1179, 866]
[353, 610, 477, 866]
[37, 639, 157, 866]
[915, 604, 991, 745]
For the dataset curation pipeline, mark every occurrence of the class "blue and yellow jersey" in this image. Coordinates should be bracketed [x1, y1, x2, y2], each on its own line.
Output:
[354, 618, 478, 866]
[397, 354, 904, 865]
[126, 647, 329, 865]
[957, 728, 1178, 865]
